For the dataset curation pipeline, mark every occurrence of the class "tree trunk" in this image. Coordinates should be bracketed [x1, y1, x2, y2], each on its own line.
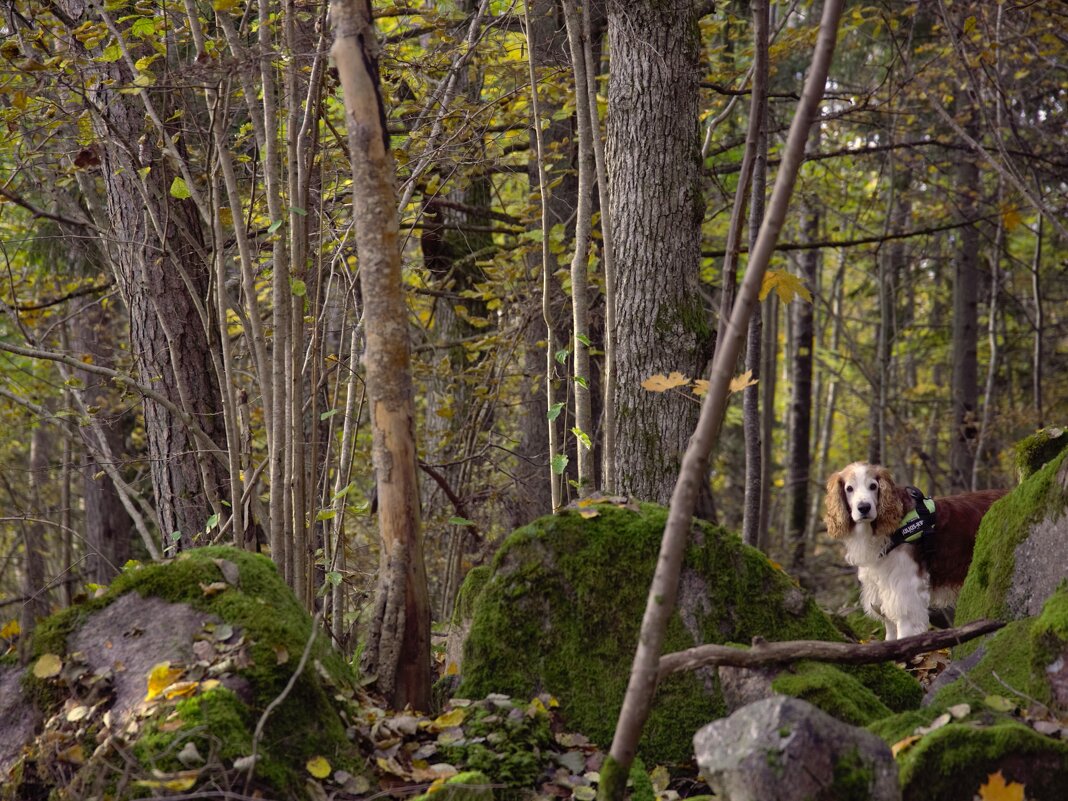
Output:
[332, 0, 432, 711]
[785, 127, 820, 569]
[949, 118, 981, 493]
[608, 0, 713, 510]
[72, 301, 134, 582]
[83, 61, 229, 550]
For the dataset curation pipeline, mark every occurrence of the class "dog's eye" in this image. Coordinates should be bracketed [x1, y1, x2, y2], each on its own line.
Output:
[845, 485, 853, 493]
[869, 483, 877, 491]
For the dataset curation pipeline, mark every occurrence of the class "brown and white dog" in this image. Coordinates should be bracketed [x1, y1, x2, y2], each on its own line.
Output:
[824, 462, 1007, 640]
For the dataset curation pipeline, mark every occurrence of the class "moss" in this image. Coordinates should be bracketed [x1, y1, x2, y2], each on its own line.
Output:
[830, 746, 875, 801]
[24, 547, 360, 800]
[596, 755, 628, 801]
[439, 698, 553, 788]
[453, 565, 492, 624]
[628, 758, 655, 801]
[895, 721, 1068, 801]
[956, 448, 1068, 642]
[771, 663, 891, 726]
[458, 504, 919, 764]
[1013, 428, 1068, 479]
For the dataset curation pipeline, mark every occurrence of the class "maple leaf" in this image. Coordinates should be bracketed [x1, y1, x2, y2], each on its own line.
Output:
[728, 370, 758, 394]
[976, 770, 1025, 801]
[641, 372, 691, 392]
[145, 661, 184, 701]
[759, 270, 813, 303]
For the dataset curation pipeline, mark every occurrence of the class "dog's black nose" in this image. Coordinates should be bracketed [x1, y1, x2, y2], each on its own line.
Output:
[857, 502, 872, 516]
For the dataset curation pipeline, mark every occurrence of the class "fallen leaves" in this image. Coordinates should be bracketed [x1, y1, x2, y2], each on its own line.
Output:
[976, 770, 1025, 801]
[33, 653, 63, 679]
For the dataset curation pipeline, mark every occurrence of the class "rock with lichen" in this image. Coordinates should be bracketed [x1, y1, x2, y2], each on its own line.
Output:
[453, 502, 921, 764]
[957, 439, 1068, 630]
[2, 547, 365, 801]
[694, 695, 901, 801]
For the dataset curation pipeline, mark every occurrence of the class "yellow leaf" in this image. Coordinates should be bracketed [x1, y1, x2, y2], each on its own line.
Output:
[0, 619, 20, 639]
[145, 661, 184, 701]
[976, 770, 1025, 801]
[891, 734, 921, 758]
[650, 765, 670, 794]
[134, 772, 199, 792]
[306, 755, 331, 779]
[640, 372, 691, 393]
[578, 508, 599, 519]
[445, 661, 459, 676]
[199, 581, 229, 597]
[527, 696, 548, 717]
[728, 370, 758, 394]
[33, 653, 63, 679]
[760, 270, 812, 304]
[430, 707, 466, 731]
[164, 681, 199, 700]
[1000, 203, 1022, 232]
[691, 379, 709, 397]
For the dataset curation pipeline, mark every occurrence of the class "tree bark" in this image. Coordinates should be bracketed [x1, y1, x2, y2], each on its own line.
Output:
[949, 116, 981, 493]
[608, 0, 713, 510]
[598, 4, 844, 799]
[784, 126, 820, 569]
[332, 0, 432, 711]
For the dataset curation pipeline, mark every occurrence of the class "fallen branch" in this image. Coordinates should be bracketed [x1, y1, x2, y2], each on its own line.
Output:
[657, 618, 1004, 681]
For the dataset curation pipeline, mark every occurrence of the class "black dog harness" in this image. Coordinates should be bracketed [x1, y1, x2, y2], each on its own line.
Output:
[881, 486, 936, 557]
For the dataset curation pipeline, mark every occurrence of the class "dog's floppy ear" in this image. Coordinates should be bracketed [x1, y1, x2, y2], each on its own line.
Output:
[824, 470, 849, 539]
[872, 466, 904, 539]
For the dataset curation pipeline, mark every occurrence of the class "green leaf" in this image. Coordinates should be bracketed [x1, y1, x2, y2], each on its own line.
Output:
[169, 176, 191, 199]
[315, 509, 337, 521]
[205, 513, 220, 531]
[170, 531, 182, 541]
[575, 333, 591, 347]
[448, 516, 476, 527]
[320, 408, 338, 421]
[290, 278, 307, 297]
[98, 44, 123, 63]
[267, 219, 284, 234]
[547, 402, 564, 422]
[289, 206, 307, 216]
[571, 427, 592, 450]
[325, 571, 342, 587]
[554, 348, 569, 365]
[551, 453, 569, 475]
[129, 17, 156, 38]
[574, 375, 589, 389]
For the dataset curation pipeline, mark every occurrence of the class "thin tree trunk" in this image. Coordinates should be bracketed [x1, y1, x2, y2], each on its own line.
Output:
[949, 116, 981, 493]
[785, 125, 820, 569]
[1031, 215, 1044, 425]
[332, 0, 432, 711]
[597, 4, 844, 798]
[563, 0, 596, 494]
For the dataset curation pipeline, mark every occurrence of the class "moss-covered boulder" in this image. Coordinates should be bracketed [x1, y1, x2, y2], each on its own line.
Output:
[4, 547, 363, 800]
[455, 503, 920, 764]
[869, 585, 1068, 801]
[957, 441, 1068, 633]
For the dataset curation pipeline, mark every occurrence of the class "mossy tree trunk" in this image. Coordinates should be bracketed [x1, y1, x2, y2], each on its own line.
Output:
[607, 0, 713, 510]
[331, 0, 432, 711]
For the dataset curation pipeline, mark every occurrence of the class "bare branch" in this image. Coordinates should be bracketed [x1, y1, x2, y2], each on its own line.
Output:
[658, 619, 1005, 681]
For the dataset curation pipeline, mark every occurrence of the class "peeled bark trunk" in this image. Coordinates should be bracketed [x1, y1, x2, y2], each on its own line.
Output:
[332, 0, 432, 711]
[608, 0, 713, 509]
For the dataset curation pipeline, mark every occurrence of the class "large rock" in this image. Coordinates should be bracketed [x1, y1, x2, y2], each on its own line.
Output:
[957, 439, 1068, 629]
[3, 547, 363, 801]
[693, 695, 900, 801]
[869, 585, 1068, 801]
[455, 502, 920, 763]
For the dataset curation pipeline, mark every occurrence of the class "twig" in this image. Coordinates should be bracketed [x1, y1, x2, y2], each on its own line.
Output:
[243, 611, 324, 794]
[657, 619, 1005, 680]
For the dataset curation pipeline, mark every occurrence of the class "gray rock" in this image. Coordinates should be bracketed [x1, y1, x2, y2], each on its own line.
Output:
[1006, 510, 1068, 619]
[693, 695, 900, 801]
